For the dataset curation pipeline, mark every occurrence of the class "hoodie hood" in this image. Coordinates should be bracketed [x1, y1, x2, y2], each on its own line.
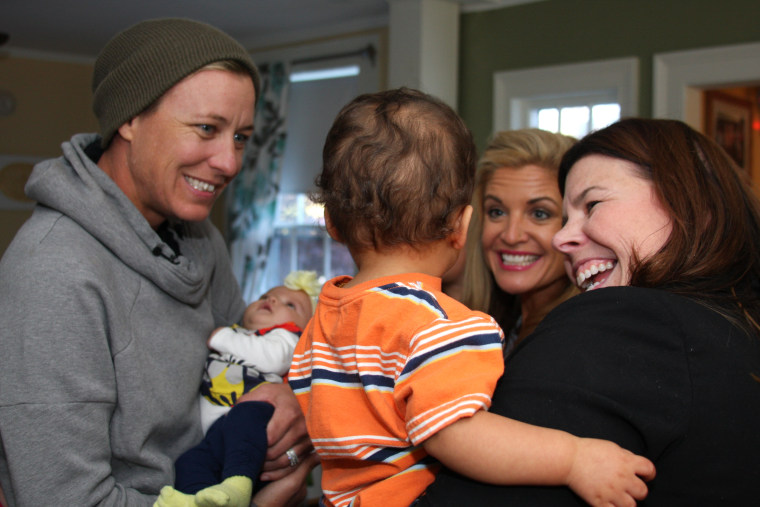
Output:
[25, 133, 213, 305]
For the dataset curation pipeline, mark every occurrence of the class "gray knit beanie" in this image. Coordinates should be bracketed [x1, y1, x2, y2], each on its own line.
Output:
[92, 18, 260, 148]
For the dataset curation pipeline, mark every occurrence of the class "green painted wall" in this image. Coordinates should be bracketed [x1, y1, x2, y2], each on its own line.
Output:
[459, 0, 760, 149]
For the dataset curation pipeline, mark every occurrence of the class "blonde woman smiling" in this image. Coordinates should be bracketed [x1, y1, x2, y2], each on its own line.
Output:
[459, 129, 577, 354]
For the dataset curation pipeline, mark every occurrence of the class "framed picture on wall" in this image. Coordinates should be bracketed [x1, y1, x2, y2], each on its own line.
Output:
[704, 90, 752, 171]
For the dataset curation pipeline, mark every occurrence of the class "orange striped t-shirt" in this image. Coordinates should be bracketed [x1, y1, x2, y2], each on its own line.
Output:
[289, 273, 505, 507]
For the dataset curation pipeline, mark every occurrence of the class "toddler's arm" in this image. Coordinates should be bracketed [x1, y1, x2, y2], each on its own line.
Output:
[423, 410, 655, 507]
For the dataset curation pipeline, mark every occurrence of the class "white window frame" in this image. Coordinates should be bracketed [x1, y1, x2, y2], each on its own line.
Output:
[492, 57, 639, 133]
[250, 32, 382, 98]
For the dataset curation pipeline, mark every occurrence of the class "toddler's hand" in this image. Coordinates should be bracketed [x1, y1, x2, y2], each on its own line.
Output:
[567, 438, 655, 507]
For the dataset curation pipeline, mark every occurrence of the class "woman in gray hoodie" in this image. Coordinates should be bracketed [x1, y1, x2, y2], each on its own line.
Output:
[0, 18, 311, 506]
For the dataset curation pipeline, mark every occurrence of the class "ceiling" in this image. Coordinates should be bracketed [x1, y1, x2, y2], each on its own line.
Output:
[2, 0, 540, 61]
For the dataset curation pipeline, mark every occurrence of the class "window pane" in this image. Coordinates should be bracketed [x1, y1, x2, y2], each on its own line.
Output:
[559, 106, 590, 138]
[537, 108, 559, 132]
[276, 193, 325, 226]
[289, 65, 360, 83]
[261, 192, 352, 298]
[274, 230, 294, 283]
[280, 75, 359, 194]
[296, 230, 324, 274]
[591, 103, 621, 131]
[304, 198, 325, 226]
[276, 194, 298, 224]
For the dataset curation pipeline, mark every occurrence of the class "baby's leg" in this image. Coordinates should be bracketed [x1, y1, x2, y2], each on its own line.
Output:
[219, 401, 274, 482]
[174, 423, 224, 494]
[156, 401, 274, 507]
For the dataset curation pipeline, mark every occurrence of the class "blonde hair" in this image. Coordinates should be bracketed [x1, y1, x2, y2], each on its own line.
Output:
[461, 129, 576, 334]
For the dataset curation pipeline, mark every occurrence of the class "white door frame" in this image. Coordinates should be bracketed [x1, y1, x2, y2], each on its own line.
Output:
[653, 41, 760, 128]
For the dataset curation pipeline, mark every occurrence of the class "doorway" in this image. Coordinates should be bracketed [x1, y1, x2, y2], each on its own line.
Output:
[654, 41, 760, 192]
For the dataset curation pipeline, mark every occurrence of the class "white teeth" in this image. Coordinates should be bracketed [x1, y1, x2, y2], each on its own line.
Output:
[576, 261, 614, 290]
[501, 253, 539, 266]
[185, 176, 216, 193]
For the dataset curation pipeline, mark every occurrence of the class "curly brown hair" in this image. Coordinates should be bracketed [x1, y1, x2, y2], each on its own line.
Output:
[312, 87, 477, 254]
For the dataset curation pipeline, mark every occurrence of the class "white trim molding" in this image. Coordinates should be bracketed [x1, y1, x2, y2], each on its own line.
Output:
[653, 41, 760, 129]
[493, 57, 639, 133]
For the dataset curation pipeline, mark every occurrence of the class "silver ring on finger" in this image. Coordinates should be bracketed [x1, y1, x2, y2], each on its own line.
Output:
[286, 447, 299, 468]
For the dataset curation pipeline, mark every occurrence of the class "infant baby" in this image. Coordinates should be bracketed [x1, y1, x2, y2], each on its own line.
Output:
[155, 270, 321, 507]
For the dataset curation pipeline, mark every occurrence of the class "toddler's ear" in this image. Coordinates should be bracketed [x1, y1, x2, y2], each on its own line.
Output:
[450, 205, 473, 250]
[324, 210, 343, 243]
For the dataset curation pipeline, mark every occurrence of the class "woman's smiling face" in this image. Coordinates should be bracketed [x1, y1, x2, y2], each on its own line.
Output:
[552, 154, 672, 291]
[481, 165, 568, 301]
[117, 68, 256, 229]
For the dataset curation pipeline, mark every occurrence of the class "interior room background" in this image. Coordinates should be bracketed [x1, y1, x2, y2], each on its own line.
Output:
[2, 0, 759, 301]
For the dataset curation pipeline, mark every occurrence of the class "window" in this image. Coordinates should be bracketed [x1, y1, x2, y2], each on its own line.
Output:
[277, 65, 360, 195]
[525, 93, 621, 138]
[493, 58, 638, 136]
[238, 35, 379, 299]
[256, 192, 355, 294]
[251, 61, 366, 295]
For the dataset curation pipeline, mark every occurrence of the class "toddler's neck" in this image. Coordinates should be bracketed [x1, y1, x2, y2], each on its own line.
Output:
[345, 241, 456, 289]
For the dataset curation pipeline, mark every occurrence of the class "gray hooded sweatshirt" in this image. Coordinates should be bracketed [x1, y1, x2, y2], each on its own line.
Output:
[0, 134, 246, 506]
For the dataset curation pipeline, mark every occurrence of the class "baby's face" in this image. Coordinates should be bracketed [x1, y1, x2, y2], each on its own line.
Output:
[243, 286, 312, 331]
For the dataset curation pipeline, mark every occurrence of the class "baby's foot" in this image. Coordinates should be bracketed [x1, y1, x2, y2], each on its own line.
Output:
[153, 485, 195, 507]
[195, 487, 231, 507]
[195, 476, 253, 507]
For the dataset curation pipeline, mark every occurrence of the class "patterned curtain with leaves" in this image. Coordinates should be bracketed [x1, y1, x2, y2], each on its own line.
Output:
[228, 61, 290, 303]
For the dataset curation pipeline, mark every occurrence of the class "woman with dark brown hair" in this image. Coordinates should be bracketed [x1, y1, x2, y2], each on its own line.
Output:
[421, 118, 760, 506]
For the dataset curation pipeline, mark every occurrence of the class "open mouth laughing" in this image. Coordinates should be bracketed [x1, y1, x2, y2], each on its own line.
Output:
[575, 260, 615, 291]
